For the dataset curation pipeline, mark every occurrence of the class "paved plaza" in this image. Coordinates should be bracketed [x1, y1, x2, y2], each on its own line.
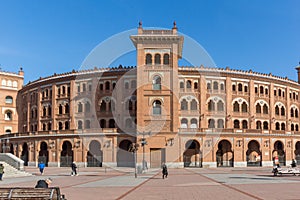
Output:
[1, 166, 300, 199]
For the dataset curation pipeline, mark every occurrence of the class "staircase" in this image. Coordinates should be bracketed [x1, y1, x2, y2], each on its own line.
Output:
[0, 162, 32, 178]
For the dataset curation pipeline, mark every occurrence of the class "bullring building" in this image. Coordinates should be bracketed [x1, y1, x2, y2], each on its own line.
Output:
[1, 23, 300, 169]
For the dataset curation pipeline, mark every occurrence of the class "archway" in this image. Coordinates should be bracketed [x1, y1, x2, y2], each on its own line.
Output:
[87, 140, 103, 167]
[117, 139, 134, 167]
[294, 141, 300, 165]
[246, 140, 261, 167]
[21, 143, 29, 166]
[38, 142, 49, 166]
[183, 140, 201, 167]
[273, 141, 285, 166]
[216, 140, 234, 167]
[60, 141, 73, 167]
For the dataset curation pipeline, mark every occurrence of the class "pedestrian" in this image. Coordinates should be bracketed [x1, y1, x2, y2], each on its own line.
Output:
[71, 162, 78, 176]
[162, 163, 168, 179]
[35, 178, 52, 188]
[0, 164, 4, 181]
[38, 161, 45, 175]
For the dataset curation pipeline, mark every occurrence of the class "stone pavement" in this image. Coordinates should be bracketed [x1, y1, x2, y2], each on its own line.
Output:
[1, 166, 300, 199]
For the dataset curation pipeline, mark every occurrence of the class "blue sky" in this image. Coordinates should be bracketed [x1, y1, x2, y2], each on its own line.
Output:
[0, 0, 299, 83]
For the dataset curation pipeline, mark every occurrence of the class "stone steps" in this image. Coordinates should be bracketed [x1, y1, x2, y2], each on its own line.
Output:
[0, 162, 32, 178]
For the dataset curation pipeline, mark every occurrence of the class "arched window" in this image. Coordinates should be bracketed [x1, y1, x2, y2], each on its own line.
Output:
[275, 122, 280, 130]
[145, 54, 152, 65]
[65, 103, 70, 114]
[85, 120, 91, 129]
[263, 121, 268, 130]
[5, 96, 13, 104]
[194, 82, 198, 89]
[5, 110, 12, 121]
[234, 120, 240, 129]
[278, 89, 282, 96]
[281, 107, 285, 116]
[131, 80, 136, 89]
[58, 122, 63, 130]
[78, 121, 83, 129]
[260, 86, 264, 94]
[241, 102, 247, 113]
[180, 82, 184, 89]
[128, 100, 133, 111]
[153, 100, 162, 115]
[65, 121, 69, 130]
[163, 53, 169, 65]
[154, 54, 161, 64]
[296, 109, 299, 118]
[256, 121, 262, 129]
[220, 83, 224, 91]
[291, 124, 294, 131]
[100, 101, 106, 112]
[217, 119, 224, 128]
[244, 85, 248, 92]
[213, 81, 218, 90]
[291, 108, 295, 117]
[207, 83, 211, 90]
[78, 102, 83, 113]
[181, 118, 188, 128]
[43, 123, 46, 131]
[208, 100, 215, 111]
[191, 99, 197, 110]
[217, 100, 224, 111]
[99, 83, 103, 91]
[186, 80, 192, 89]
[153, 75, 161, 90]
[275, 106, 279, 115]
[233, 101, 239, 112]
[100, 119, 106, 128]
[181, 99, 188, 110]
[48, 122, 51, 130]
[238, 83, 242, 91]
[256, 103, 261, 113]
[265, 88, 268, 95]
[263, 104, 268, 114]
[85, 102, 91, 112]
[190, 118, 197, 128]
[296, 124, 299, 131]
[105, 81, 110, 90]
[125, 82, 129, 89]
[281, 123, 285, 131]
[242, 120, 248, 129]
[208, 119, 215, 128]
[108, 119, 116, 128]
[232, 84, 236, 91]
[59, 104, 63, 114]
[43, 106, 46, 116]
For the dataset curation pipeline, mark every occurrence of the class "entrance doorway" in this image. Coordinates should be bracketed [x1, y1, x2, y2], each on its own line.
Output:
[87, 140, 103, 167]
[273, 141, 285, 166]
[38, 142, 49, 166]
[183, 140, 201, 167]
[150, 148, 165, 168]
[246, 140, 261, 167]
[21, 143, 29, 166]
[295, 141, 300, 165]
[117, 139, 134, 167]
[216, 140, 234, 167]
[60, 141, 73, 167]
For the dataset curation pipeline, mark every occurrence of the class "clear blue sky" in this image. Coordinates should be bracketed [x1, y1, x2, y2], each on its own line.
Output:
[0, 0, 299, 84]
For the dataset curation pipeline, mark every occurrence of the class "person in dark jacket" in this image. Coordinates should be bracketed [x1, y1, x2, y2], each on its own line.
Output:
[71, 162, 78, 176]
[0, 164, 4, 180]
[35, 178, 52, 188]
[162, 163, 168, 179]
[291, 159, 297, 168]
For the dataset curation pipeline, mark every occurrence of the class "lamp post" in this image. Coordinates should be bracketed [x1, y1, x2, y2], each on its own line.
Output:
[139, 131, 151, 171]
[129, 143, 138, 178]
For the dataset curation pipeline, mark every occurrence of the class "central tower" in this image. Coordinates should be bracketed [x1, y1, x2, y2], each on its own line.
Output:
[130, 22, 184, 134]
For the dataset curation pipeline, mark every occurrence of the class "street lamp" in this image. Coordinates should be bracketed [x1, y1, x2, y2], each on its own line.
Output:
[129, 143, 139, 178]
[139, 131, 151, 171]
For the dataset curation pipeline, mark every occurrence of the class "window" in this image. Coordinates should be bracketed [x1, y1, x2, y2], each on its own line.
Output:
[213, 81, 218, 90]
[153, 75, 161, 90]
[241, 102, 247, 113]
[217, 119, 224, 128]
[131, 80, 136, 89]
[100, 101, 106, 112]
[153, 100, 162, 115]
[242, 120, 248, 129]
[296, 109, 299, 118]
[281, 107, 285, 116]
[65, 121, 69, 130]
[99, 84, 103, 91]
[100, 119, 106, 128]
[275, 122, 280, 130]
[125, 82, 129, 89]
[291, 124, 295, 131]
[233, 102, 239, 112]
[58, 122, 63, 130]
[146, 54, 152, 65]
[244, 86, 248, 93]
[59, 104, 63, 114]
[265, 88, 268, 95]
[232, 84, 236, 91]
[234, 120, 240, 129]
[180, 82, 184, 89]
[291, 108, 295, 117]
[85, 120, 91, 129]
[281, 123, 285, 131]
[260, 86, 264, 94]
[181, 118, 188, 128]
[78, 102, 83, 113]
[48, 122, 51, 130]
[190, 118, 197, 128]
[5, 96, 13, 104]
[238, 83, 242, 91]
[275, 106, 279, 115]
[208, 119, 215, 128]
[263, 104, 268, 114]
[220, 83, 224, 91]
[274, 89, 277, 96]
[154, 54, 161, 64]
[181, 99, 188, 110]
[5, 110, 12, 121]
[88, 84, 92, 91]
[217, 100, 224, 111]
[163, 53, 169, 65]
[256, 121, 262, 129]
[208, 100, 215, 111]
[207, 83, 211, 90]
[78, 121, 83, 129]
[186, 80, 192, 89]
[85, 102, 91, 112]
[256, 103, 261, 113]
[43, 107, 46, 116]
[194, 82, 198, 89]
[255, 87, 258, 93]
[126, 118, 132, 128]
[62, 86, 66, 94]
[109, 119, 115, 128]
[105, 81, 110, 90]
[65, 103, 70, 114]
[263, 121, 268, 130]
[191, 99, 197, 110]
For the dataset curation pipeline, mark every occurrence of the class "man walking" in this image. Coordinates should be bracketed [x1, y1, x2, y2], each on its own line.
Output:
[71, 162, 78, 176]
[38, 161, 45, 175]
[162, 163, 168, 179]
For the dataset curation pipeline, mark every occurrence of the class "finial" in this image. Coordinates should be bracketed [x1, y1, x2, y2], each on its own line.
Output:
[173, 21, 177, 28]
[139, 21, 142, 28]
[20, 67, 23, 71]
